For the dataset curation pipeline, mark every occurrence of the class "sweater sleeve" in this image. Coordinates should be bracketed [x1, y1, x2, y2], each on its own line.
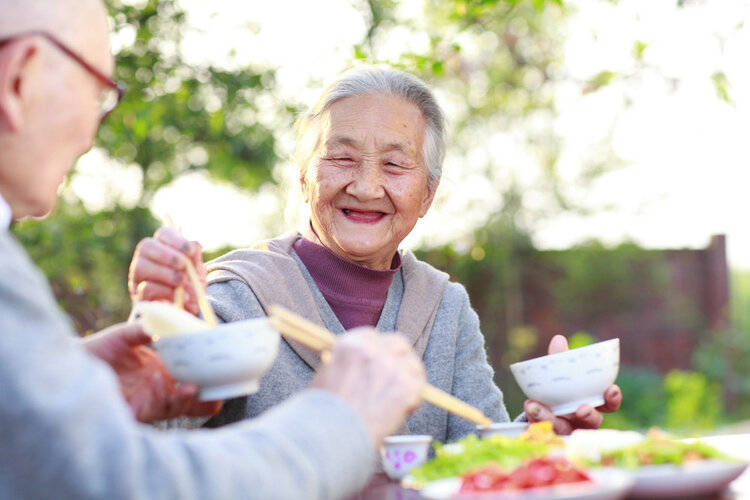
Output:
[0, 233, 375, 500]
[445, 282, 511, 441]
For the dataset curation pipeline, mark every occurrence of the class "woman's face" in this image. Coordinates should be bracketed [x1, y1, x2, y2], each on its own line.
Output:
[301, 93, 436, 270]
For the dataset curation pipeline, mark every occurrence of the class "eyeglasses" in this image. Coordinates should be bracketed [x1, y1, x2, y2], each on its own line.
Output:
[0, 30, 125, 119]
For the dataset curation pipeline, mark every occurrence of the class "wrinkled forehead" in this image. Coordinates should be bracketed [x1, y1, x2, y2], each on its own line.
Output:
[0, 0, 112, 72]
[318, 94, 426, 157]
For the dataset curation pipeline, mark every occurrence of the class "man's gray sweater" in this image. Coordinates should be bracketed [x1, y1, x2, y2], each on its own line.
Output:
[0, 230, 376, 499]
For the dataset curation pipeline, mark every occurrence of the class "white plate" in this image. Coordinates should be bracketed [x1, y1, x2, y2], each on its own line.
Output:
[622, 460, 748, 498]
[415, 468, 632, 500]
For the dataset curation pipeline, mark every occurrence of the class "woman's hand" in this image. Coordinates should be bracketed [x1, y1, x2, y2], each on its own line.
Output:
[523, 335, 622, 435]
[83, 322, 222, 423]
[128, 227, 206, 315]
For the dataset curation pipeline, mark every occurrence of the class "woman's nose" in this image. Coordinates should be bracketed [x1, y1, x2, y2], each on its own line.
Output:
[345, 162, 385, 200]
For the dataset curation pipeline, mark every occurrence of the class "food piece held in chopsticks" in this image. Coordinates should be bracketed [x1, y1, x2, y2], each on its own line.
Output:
[132, 301, 211, 340]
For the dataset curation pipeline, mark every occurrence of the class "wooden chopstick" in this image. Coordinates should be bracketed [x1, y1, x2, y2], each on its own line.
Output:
[268, 305, 493, 427]
[174, 285, 184, 309]
[420, 385, 493, 427]
[182, 256, 218, 327]
[267, 316, 331, 352]
[162, 214, 218, 327]
[269, 305, 336, 345]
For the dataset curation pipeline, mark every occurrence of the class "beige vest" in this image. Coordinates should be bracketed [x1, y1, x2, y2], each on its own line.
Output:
[206, 233, 450, 370]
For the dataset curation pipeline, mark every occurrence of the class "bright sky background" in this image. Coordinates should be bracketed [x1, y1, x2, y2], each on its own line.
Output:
[74, 0, 750, 269]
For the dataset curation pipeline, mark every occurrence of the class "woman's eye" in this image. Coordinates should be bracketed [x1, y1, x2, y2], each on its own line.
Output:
[334, 157, 354, 162]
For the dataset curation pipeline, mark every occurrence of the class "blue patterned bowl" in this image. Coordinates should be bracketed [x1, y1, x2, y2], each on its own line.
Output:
[510, 338, 619, 415]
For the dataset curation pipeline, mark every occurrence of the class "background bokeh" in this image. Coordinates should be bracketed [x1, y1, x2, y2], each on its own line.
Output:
[13, 0, 750, 433]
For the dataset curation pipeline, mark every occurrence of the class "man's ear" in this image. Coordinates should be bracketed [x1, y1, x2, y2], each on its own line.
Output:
[0, 40, 39, 132]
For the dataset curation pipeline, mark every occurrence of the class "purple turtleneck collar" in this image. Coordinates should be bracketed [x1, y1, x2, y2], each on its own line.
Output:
[293, 236, 401, 330]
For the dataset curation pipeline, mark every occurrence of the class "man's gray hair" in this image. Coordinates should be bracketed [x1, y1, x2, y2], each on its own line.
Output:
[294, 67, 446, 186]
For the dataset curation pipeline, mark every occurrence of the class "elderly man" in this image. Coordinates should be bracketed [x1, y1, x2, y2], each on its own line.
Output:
[0, 1, 427, 498]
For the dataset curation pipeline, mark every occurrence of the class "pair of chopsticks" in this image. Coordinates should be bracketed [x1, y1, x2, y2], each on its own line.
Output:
[268, 305, 493, 427]
[164, 216, 218, 327]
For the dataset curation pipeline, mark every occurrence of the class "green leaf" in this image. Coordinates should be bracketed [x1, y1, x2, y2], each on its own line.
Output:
[711, 71, 733, 104]
[585, 70, 617, 93]
[353, 44, 368, 60]
[632, 40, 648, 60]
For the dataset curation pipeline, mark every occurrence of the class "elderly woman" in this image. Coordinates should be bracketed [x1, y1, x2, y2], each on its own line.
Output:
[129, 67, 621, 440]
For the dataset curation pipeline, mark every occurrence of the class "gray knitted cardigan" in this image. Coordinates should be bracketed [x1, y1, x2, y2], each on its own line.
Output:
[202, 234, 511, 442]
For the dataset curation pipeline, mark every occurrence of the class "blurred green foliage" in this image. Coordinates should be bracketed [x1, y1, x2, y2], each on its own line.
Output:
[13, 0, 289, 333]
[102, 0, 287, 197]
[711, 71, 733, 104]
[603, 367, 665, 430]
[692, 270, 750, 419]
[567, 331, 596, 349]
[537, 241, 671, 324]
[13, 200, 159, 333]
[732, 270, 750, 332]
[603, 368, 722, 432]
[663, 370, 722, 431]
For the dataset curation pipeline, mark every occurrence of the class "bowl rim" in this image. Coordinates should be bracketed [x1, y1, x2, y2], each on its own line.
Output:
[509, 337, 619, 369]
[383, 434, 433, 444]
[153, 316, 275, 345]
[476, 422, 529, 431]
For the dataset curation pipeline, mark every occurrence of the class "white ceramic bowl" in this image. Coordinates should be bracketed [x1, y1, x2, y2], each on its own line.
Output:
[509, 338, 620, 415]
[380, 435, 433, 480]
[476, 422, 529, 439]
[153, 317, 279, 401]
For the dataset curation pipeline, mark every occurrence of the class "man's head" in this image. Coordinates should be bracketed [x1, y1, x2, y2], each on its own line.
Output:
[0, 0, 112, 219]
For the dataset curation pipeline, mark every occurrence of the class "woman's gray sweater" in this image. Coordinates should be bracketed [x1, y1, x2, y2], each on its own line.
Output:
[201, 235, 511, 443]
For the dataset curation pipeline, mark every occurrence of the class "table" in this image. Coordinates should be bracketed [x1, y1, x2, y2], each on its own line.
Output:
[354, 433, 750, 499]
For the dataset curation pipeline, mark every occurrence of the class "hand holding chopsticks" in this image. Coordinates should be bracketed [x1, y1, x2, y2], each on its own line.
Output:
[268, 305, 493, 427]
[162, 216, 217, 327]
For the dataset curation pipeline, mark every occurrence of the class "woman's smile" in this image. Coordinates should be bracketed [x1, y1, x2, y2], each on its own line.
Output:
[339, 208, 388, 224]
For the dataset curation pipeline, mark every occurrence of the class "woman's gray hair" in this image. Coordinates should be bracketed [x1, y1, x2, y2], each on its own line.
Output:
[294, 67, 446, 187]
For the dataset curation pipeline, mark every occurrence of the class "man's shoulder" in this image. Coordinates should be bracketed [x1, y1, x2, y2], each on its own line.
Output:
[0, 231, 47, 284]
[0, 231, 71, 332]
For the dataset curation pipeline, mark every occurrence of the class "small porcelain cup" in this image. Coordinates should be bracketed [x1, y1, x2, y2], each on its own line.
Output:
[380, 435, 433, 480]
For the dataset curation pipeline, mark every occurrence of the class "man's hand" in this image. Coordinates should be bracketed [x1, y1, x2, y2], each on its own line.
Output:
[128, 227, 206, 315]
[83, 322, 222, 423]
[523, 335, 622, 435]
[311, 329, 426, 446]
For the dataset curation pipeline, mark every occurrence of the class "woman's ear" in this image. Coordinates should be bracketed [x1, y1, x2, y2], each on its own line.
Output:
[418, 180, 437, 218]
[0, 40, 39, 132]
[299, 168, 310, 204]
